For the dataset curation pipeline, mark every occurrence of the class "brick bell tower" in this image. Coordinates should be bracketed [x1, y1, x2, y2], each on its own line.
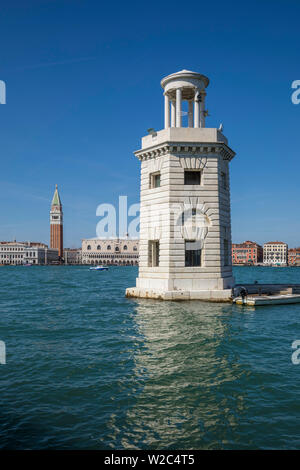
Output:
[50, 184, 63, 259]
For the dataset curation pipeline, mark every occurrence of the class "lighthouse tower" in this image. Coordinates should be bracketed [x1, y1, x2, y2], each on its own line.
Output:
[50, 184, 63, 259]
[126, 70, 236, 301]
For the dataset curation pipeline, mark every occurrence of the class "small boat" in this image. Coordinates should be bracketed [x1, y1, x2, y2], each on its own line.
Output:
[233, 294, 300, 306]
[89, 265, 109, 271]
[23, 263, 32, 267]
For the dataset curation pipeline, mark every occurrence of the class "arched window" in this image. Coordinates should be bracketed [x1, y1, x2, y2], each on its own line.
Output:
[115, 246, 120, 252]
[87, 245, 91, 250]
[107, 245, 111, 250]
[123, 245, 128, 250]
[133, 246, 137, 251]
[97, 245, 101, 250]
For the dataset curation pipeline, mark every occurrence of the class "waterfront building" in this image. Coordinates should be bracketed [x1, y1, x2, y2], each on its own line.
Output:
[288, 248, 300, 266]
[81, 238, 139, 265]
[263, 241, 288, 266]
[64, 248, 82, 264]
[0, 241, 27, 265]
[23, 246, 59, 265]
[50, 184, 63, 259]
[232, 241, 263, 265]
[126, 69, 236, 301]
[0, 241, 58, 265]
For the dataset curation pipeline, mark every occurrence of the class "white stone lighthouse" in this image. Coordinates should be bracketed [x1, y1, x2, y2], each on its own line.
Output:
[126, 69, 236, 301]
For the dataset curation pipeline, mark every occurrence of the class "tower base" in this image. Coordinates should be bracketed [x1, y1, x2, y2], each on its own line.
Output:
[125, 287, 233, 302]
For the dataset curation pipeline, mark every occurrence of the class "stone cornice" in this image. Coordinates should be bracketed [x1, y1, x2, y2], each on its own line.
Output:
[134, 141, 235, 162]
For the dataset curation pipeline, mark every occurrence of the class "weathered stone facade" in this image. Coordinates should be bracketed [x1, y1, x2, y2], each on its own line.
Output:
[82, 238, 139, 265]
[64, 248, 82, 264]
[126, 69, 236, 301]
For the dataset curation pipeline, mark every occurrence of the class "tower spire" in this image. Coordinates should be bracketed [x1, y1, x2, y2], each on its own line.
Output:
[51, 184, 62, 208]
[50, 184, 63, 260]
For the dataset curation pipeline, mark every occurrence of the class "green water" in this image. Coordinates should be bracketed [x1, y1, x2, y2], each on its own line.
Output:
[0, 265, 300, 449]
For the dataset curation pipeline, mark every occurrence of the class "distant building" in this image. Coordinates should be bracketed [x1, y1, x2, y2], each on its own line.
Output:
[288, 248, 300, 266]
[82, 238, 139, 265]
[50, 184, 63, 259]
[0, 241, 27, 265]
[232, 241, 263, 265]
[24, 246, 59, 265]
[0, 241, 58, 265]
[64, 248, 82, 264]
[263, 241, 288, 266]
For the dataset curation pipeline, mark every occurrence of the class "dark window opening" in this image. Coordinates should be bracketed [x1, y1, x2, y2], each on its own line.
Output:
[150, 172, 161, 188]
[224, 239, 229, 266]
[185, 240, 202, 266]
[184, 170, 201, 185]
[148, 241, 159, 267]
[221, 171, 227, 189]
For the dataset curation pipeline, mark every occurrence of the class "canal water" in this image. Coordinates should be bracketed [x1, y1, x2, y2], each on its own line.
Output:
[0, 265, 300, 449]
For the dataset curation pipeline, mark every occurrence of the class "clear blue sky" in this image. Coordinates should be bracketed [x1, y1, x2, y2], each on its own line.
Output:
[0, 0, 299, 247]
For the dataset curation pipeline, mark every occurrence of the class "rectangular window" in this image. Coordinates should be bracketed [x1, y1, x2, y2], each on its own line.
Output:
[224, 239, 229, 266]
[184, 170, 201, 185]
[185, 240, 201, 267]
[221, 171, 227, 189]
[150, 172, 161, 188]
[148, 241, 159, 267]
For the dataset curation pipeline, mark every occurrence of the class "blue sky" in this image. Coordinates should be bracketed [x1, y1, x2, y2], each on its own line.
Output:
[0, 0, 299, 247]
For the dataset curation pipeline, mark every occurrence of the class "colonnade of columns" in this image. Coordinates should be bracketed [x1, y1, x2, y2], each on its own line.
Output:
[164, 88, 206, 129]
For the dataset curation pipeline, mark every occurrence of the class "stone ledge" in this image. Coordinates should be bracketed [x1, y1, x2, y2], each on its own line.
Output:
[125, 287, 233, 302]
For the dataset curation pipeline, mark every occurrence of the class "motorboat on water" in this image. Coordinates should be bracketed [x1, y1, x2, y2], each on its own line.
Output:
[89, 265, 109, 271]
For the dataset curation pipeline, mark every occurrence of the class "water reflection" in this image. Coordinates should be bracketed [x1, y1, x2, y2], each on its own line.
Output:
[120, 300, 248, 449]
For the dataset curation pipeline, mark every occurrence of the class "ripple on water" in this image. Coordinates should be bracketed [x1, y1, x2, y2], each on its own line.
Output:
[1, 265, 300, 449]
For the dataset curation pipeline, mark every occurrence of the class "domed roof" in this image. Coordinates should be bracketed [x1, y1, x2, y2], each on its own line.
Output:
[161, 69, 209, 89]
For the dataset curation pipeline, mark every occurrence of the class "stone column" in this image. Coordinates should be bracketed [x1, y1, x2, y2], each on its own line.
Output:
[171, 100, 176, 127]
[188, 100, 193, 127]
[164, 93, 170, 129]
[176, 88, 182, 128]
[200, 91, 206, 128]
[194, 90, 200, 128]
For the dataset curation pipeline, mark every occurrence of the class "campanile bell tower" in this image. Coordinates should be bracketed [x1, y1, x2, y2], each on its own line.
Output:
[126, 69, 236, 301]
[50, 184, 63, 259]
